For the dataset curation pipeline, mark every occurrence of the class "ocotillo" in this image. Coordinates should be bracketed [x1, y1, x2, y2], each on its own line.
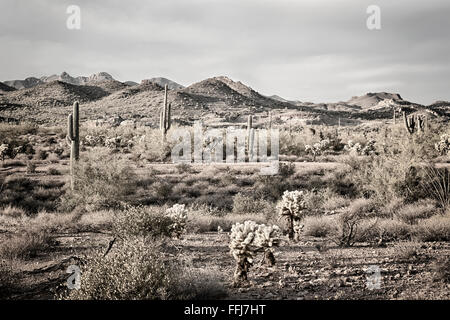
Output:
[66, 101, 80, 190]
[160, 84, 171, 142]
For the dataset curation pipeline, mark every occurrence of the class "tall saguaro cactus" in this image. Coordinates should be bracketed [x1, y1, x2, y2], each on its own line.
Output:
[67, 101, 80, 190]
[403, 112, 427, 135]
[160, 84, 171, 142]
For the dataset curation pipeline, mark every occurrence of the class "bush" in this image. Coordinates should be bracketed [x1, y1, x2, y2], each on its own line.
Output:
[303, 216, 337, 237]
[395, 200, 437, 224]
[232, 193, 274, 216]
[113, 205, 175, 239]
[59, 154, 137, 212]
[415, 214, 450, 241]
[47, 167, 61, 176]
[26, 161, 36, 174]
[64, 238, 181, 300]
[0, 230, 53, 260]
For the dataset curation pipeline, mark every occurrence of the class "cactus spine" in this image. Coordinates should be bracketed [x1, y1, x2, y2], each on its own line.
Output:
[160, 84, 171, 142]
[66, 101, 80, 190]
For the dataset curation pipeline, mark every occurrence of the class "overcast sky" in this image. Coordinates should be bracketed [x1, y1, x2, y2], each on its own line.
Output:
[0, 0, 449, 104]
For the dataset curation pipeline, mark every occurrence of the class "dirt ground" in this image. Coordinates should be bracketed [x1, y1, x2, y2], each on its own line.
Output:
[4, 230, 449, 300]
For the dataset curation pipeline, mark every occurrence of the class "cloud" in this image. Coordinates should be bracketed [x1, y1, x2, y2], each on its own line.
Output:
[0, 0, 448, 104]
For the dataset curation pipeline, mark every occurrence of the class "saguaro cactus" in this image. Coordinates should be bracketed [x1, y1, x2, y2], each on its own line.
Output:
[160, 84, 171, 142]
[403, 112, 427, 135]
[66, 101, 80, 190]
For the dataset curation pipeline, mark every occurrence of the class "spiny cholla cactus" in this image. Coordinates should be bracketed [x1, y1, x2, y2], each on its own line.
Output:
[276, 190, 307, 241]
[165, 204, 188, 238]
[82, 135, 106, 147]
[305, 139, 330, 161]
[104, 136, 134, 149]
[229, 221, 281, 285]
[435, 134, 450, 155]
[345, 139, 376, 156]
[0, 144, 9, 161]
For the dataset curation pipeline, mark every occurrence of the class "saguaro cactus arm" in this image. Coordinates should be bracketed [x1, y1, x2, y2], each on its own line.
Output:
[403, 111, 414, 135]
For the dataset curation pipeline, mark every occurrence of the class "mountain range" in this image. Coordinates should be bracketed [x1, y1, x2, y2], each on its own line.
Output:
[0, 72, 448, 126]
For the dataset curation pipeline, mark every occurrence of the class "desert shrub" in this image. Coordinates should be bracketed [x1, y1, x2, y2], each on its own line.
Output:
[229, 221, 281, 285]
[176, 162, 192, 174]
[303, 216, 337, 237]
[152, 181, 173, 200]
[187, 210, 267, 233]
[393, 241, 421, 262]
[322, 194, 351, 212]
[354, 218, 412, 244]
[0, 230, 53, 260]
[254, 176, 291, 202]
[415, 214, 450, 241]
[395, 200, 437, 224]
[26, 161, 36, 174]
[113, 205, 175, 239]
[0, 176, 62, 214]
[59, 154, 137, 212]
[278, 162, 295, 177]
[347, 135, 429, 203]
[36, 149, 48, 160]
[64, 238, 181, 300]
[0, 205, 26, 218]
[422, 167, 450, 210]
[47, 167, 61, 175]
[232, 193, 274, 216]
[432, 256, 450, 283]
[0, 260, 18, 298]
[333, 200, 376, 246]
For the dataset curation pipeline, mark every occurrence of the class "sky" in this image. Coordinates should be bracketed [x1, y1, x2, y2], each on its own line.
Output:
[0, 0, 449, 104]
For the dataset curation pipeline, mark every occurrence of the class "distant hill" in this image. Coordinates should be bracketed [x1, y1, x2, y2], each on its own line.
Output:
[142, 77, 184, 90]
[0, 73, 446, 126]
[346, 92, 403, 109]
[4, 77, 42, 89]
[1, 80, 109, 108]
[5, 72, 116, 89]
[0, 82, 16, 93]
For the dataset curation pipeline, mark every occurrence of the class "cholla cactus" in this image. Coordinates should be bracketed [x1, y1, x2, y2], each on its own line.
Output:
[165, 204, 188, 238]
[82, 135, 105, 147]
[435, 134, 450, 155]
[229, 221, 281, 285]
[276, 190, 307, 241]
[345, 139, 376, 156]
[0, 144, 9, 161]
[305, 139, 330, 161]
